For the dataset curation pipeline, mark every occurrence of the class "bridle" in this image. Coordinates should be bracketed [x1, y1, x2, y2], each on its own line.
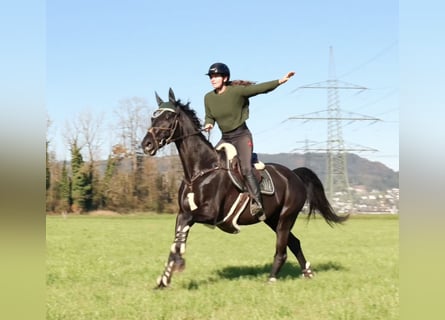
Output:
[146, 107, 224, 190]
[147, 108, 206, 150]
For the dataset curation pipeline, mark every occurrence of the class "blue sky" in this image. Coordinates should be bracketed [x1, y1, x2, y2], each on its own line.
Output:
[46, 0, 399, 170]
[3, 3, 445, 314]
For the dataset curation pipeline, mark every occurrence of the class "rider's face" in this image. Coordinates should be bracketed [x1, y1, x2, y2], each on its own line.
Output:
[209, 74, 227, 90]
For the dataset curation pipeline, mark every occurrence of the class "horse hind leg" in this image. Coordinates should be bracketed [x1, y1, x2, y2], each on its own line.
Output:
[287, 232, 314, 279]
[265, 217, 291, 283]
[268, 251, 287, 283]
[266, 217, 314, 281]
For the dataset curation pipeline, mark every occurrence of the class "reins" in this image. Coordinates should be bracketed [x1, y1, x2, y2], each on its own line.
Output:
[185, 165, 223, 189]
[169, 125, 208, 144]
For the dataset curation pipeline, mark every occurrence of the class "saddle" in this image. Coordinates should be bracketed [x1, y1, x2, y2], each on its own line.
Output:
[215, 143, 274, 195]
[194, 143, 275, 234]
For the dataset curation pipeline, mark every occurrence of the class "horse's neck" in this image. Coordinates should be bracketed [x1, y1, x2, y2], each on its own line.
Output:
[175, 135, 218, 180]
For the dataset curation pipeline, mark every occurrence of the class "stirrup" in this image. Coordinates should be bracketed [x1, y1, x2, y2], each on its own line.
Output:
[250, 201, 266, 221]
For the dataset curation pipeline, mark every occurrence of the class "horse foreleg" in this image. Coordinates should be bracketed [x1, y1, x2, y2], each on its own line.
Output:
[156, 213, 193, 288]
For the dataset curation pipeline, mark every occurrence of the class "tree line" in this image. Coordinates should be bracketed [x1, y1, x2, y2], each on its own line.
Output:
[46, 97, 183, 214]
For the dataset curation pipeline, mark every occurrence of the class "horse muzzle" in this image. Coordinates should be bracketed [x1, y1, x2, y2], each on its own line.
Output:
[142, 131, 159, 156]
[143, 143, 157, 156]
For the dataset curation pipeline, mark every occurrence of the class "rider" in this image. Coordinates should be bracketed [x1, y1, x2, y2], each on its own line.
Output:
[203, 62, 295, 221]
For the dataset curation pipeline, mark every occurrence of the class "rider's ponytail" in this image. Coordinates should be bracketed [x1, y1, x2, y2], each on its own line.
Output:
[228, 80, 256, 86]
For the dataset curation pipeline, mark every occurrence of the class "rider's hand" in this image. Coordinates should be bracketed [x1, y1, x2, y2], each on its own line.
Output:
[204, 123, 213, 132]
[279, 71, 295, 84]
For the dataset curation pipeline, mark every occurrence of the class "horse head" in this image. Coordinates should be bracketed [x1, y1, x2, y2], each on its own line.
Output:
[142, 88, 180, 156]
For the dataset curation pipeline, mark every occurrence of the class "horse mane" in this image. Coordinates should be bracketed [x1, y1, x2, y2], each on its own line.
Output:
[173, 99, 216, 150]
[175, 99, 203, 131]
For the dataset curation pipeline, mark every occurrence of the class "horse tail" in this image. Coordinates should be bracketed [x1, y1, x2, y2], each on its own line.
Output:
[293, 167, 349, 227]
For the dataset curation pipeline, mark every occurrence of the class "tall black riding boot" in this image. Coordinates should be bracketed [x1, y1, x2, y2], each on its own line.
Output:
[244, 171, 266, 221]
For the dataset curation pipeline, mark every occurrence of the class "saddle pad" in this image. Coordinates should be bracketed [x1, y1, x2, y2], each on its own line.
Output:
[259, 169, 274, 195]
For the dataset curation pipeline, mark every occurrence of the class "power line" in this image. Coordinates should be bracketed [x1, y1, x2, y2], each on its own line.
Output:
[338, 41, 397, 79]
[287, 46, 382, 211]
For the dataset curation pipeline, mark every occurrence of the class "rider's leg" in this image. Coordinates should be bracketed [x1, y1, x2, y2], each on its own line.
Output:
[244, 169, 265, 220]
[235, 133, 265, 221]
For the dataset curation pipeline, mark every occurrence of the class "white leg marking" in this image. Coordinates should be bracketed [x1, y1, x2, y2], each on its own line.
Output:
[187, 192, 198, 210]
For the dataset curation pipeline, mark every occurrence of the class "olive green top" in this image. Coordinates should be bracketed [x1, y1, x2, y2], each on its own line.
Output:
[204, 80, 280, 133]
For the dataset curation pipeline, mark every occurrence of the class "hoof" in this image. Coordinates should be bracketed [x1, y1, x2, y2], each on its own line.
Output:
[301, 261, 314, 279]
[301, 268, 315, 279]
[301, 271, 314, 279]
[156, 275, 170, 288]
[267, 277, 277, 283]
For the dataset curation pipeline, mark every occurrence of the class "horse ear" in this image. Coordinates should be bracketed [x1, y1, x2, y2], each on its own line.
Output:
[155, 91, 164, 107]
[168, 88, 176, 105]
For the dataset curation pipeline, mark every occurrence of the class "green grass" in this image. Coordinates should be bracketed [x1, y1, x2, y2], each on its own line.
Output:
[46, 214, 399, 319]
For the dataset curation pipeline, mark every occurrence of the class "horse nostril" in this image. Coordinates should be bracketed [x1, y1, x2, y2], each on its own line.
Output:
[142, 142, 152, 153]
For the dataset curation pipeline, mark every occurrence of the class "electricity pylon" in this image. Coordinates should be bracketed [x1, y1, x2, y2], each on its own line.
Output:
[288, 46, 381, 210]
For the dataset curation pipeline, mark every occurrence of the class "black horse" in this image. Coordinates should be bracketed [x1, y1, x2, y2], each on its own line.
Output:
[141, 88, 348, 288]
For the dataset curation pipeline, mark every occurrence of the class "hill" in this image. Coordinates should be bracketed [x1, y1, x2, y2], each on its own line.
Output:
[257, 152, 398, 191]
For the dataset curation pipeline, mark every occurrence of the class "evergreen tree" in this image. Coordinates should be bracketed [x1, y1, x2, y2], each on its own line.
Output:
[97, 155, 118, 209]
[70, 140, 92, 213]
[133, 153, 147, 209]
[60, 161, 71, 212]
[46, 141, 50, 191]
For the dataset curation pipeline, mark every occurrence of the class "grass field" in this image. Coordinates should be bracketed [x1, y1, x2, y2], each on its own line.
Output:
[46, 213, 399, 320]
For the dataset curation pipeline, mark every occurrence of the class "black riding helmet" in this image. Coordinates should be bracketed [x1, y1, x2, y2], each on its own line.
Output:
[206, 62, 230, 80]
